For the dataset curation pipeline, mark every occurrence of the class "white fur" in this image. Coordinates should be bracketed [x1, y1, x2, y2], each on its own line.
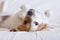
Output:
[30, 10, 50, 31]
[30, 10, 43, 31]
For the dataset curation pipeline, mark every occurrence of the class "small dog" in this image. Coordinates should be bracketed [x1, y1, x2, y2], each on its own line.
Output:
[0, 4, 48, 32]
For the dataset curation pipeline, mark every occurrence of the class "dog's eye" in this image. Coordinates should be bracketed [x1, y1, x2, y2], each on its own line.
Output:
[23, 21, 27, 25]
[34, 22, 39, 25]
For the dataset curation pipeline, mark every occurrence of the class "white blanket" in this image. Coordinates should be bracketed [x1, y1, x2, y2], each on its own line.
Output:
[0, 31, 60, 40]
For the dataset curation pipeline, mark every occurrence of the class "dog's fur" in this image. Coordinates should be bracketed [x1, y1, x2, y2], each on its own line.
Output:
[36, 23, 47, 31]
[0, 4, 48, 32]
[29, 9, 48, 31]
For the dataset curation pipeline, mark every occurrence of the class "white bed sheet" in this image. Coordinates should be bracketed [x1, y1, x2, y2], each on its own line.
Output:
[0, 31, 60, 40]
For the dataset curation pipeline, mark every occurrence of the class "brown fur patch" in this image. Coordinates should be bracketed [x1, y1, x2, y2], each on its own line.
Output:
[17, 16, 31, 31]
[36, 23, 47, 31]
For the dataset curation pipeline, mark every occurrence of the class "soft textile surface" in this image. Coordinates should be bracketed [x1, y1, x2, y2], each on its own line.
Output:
[0, 31, 60, 40]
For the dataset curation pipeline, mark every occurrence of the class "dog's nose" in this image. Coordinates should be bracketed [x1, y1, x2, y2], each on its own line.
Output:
[27, 9, 34, 16]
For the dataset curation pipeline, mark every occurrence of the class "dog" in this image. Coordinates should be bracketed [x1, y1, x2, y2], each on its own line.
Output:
[0, 9, 48, 32]
[0, 4, 49, 32]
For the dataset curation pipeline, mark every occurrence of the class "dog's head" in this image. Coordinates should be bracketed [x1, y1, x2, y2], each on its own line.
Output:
[30, 10, 49, 31]
[30, 14, 43, 31]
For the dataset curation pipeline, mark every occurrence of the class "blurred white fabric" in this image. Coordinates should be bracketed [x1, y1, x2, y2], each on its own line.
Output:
[0, 31, 60, 40]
